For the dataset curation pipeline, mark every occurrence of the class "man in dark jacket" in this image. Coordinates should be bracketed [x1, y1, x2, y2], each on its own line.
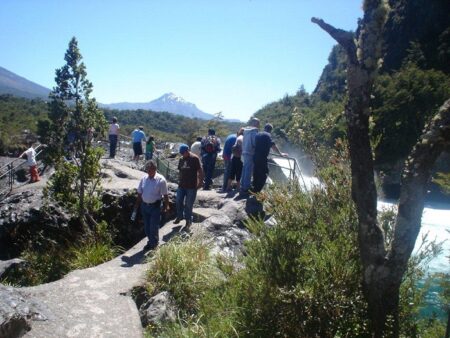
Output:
[252, 123, 287, 193]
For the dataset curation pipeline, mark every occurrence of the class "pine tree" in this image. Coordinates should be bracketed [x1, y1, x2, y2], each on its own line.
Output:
[44, 37, 107, 231]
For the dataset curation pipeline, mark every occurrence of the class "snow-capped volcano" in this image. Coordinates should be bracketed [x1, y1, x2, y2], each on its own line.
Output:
[101, 92, 214, 120]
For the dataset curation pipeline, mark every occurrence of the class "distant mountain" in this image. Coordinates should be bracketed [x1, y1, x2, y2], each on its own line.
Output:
[101, 93, 214, 120]
[0, 66, 51, 99]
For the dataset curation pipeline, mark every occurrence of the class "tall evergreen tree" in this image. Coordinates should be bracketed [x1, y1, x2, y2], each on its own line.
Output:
[44, 37, 107, 230]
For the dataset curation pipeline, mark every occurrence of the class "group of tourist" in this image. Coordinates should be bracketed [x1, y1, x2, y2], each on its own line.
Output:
[132, 117, 287, 252]
[108, 117, 156, 162]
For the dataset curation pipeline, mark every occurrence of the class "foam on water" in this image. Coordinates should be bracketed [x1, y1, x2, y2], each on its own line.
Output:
[379, 200, 450, 274]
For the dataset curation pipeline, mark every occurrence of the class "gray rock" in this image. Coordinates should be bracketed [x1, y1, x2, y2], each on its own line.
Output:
[218, 198, 247, 225]
[200, 214, 251, 260]
[140, 291, 177, 327]
[0, 284, 47, 338]
[0, 259, 26, 278]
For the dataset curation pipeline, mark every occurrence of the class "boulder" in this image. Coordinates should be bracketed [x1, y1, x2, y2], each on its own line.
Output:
[139, 291, 177, 327]
[199, 214, 251, 260]
[0, 190, 72, 260]
[0, 259, 26, 279]
[0, 285, 47, 338]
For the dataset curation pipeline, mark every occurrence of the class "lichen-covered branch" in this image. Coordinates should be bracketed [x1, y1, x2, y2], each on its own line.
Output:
[311, 17, 357, 63]
[389, 98, 450, 274]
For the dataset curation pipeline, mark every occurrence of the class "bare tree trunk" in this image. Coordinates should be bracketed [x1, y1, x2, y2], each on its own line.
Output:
[312, 1, 450, 336]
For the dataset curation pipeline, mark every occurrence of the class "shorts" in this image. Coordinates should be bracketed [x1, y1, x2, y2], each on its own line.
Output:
[229, 156, 243, 181]
[133, 142, 143, 156]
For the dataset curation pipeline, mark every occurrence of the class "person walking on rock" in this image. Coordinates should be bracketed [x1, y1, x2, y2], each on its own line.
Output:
[131, 126, 146, 162]
[221, 132, 237, 192]
[108, 117, 120, 158]
[19, 142, 40, 183]
[239, 117, 260, 196]
[134, 160, 169, 251]
[175, 144, 203, 229]
[252, 123, 287, 193]
[201, 128, 221, 190]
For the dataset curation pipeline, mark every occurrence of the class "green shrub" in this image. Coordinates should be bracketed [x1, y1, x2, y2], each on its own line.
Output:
[69, 239, 121, 269]
[146, 236, 222, 315]
[1, 239, 71, 286]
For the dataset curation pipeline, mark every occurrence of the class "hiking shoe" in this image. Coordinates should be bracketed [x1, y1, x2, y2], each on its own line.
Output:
[173, 217, 182, 224]
[143, 243, 157, 252]
[185, 221, 192, 229]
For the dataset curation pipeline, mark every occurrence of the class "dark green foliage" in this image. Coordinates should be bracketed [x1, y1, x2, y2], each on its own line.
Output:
[372, 62, 450, 165]
[0, 95, 48, 154]
[43, 37, 107, 229]
[383, 0, 450, 74]
[254, 86, 313, 140]
[313, 45, 348, 102]
[103, 108, 241, 145]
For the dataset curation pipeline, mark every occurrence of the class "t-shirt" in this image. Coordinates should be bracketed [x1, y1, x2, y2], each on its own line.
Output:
[131, 129, 146, 143]
[190, 141, 202, 158]
[222, 134, 237, 161]
[24, 147, 37, 166]
[178, 154, 201, 189]
[146, 141, 154, 153]
[254, 131, 274, 162]
[109, 123, 120, 135]
[137, 172, 168, 204]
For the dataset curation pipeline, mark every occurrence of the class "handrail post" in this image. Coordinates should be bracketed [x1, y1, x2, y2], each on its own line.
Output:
[8, 163, 13, 191]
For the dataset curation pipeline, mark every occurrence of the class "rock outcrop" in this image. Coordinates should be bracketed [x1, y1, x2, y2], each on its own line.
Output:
[0, 156, 265, 337]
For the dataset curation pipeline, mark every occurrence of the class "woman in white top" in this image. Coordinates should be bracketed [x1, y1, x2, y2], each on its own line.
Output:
[108, 117, 120, 158]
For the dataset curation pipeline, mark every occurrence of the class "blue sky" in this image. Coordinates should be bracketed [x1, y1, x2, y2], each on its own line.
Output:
[0, 0, 362, 121]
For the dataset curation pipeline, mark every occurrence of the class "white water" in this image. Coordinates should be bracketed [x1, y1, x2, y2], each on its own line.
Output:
[271, 157, 450, 274]
[378, 200, 450, 274]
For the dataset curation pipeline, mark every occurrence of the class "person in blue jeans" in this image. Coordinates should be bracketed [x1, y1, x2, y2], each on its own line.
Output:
[134, 160, 169, 251]
[201, 129, 221, 190]
[240, 117, 260, 195]
[221, 132, 238, 192]
[175, 144, 203, 228]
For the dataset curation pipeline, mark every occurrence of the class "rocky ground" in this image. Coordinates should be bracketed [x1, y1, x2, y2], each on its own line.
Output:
[0, 153, 265, 337]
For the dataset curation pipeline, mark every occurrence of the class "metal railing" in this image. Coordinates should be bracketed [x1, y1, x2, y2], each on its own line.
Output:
[268, 152, 309, 190]
[0, 144, 46, 198]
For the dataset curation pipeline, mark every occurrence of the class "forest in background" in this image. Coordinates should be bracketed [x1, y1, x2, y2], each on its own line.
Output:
[254, 0, 450, 199]
[0, 94, 241, 155]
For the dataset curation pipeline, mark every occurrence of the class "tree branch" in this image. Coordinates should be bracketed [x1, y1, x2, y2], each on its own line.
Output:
[311, 17, 356, 60]
[389, 98, 450, 275]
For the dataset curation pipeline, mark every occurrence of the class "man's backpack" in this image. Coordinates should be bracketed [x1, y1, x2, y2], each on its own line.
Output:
[204, 135, 217, 154]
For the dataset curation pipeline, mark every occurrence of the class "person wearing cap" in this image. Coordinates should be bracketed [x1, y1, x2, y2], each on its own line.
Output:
[252, 123, 287, 193]
[175, 144, 203, 228]
[239, 117, 260, 195]
[200, 128, 221, 190]
[131, 126, 146, 162]
[134, 160, 169, 252]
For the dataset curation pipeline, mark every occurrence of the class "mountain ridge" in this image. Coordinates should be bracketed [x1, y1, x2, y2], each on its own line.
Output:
[0, 66, 51, 99]
[100, 92, 215, 120]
